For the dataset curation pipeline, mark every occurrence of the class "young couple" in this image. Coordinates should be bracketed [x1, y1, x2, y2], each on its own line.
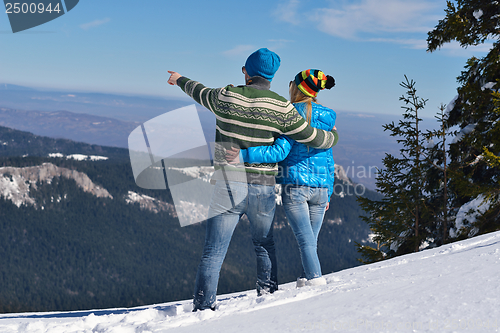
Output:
[167, 48, 338, 312]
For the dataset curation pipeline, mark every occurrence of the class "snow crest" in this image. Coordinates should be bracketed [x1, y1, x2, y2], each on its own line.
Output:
[125, 191, 176, 215]
[0, 163, 113, 207]
[48, 153, 109, 161]
[167, 166, 214, 183]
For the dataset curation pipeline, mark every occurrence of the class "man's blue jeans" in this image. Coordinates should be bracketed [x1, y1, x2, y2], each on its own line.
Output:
[282, 185, 328, 280]
[193, 180, 277, 310]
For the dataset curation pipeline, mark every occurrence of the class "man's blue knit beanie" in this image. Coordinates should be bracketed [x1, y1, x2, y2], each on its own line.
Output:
[244, 48, 281, 82]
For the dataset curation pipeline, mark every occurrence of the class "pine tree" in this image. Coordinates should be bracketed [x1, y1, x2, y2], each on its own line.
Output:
[483, 92, 500, 170]
[427, 0, 500, 239]
[423, 106, 455, 246]
[357, 77, 433, 262]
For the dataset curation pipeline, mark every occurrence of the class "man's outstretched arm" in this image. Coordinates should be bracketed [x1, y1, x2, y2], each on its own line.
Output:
[167, 71, 217, 113]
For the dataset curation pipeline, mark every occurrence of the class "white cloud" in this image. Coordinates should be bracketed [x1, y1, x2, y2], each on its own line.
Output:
[274, 0, 300, 25]
[275, 0, 442, 39]
[368, 38, 428, 49]
[438, 41, 494, 57]
[268, 39, 295, 50]
[80, 18, 111, 30]
[275, 0, 492, 57]
[364, 37, 492, 56]
[222, 45, 256, 57]
[310, 0, 441, 39]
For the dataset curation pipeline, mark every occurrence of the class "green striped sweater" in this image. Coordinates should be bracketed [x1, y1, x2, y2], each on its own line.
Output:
[177, 76, 339, 183]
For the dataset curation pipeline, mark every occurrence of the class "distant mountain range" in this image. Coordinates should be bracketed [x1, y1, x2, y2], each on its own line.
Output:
[0, 83, 190, 123]
[0, 107, 138, 148]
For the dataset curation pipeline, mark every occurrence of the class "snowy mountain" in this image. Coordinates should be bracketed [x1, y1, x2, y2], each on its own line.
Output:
[0, 163, 113, 208]
[1, 230, 498, 332]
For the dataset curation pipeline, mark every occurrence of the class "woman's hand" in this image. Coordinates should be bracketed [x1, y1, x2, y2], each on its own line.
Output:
[325, 203, 330, 211]
[167, 71, 182, 86]
[225, 147, 241, 164]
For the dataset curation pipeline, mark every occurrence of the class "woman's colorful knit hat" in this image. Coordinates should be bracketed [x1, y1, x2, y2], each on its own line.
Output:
[294, 69, 328, 97]
[244, 48, 281, 82]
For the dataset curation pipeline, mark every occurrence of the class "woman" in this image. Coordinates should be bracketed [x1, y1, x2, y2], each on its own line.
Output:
[227, 69, 337, 287]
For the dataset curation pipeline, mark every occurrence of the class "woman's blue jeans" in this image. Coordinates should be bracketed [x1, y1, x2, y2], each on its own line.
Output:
[193, 181, 277, 310]
[282, 185, 328, 280]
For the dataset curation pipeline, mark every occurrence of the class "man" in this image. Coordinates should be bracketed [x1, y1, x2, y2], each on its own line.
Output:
[167, 48, 338, 311]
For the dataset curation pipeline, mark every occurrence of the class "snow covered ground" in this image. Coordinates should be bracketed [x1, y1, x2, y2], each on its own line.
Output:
[1, 231, 499, 333]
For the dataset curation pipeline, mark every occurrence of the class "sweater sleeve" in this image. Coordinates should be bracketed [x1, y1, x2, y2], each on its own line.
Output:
[177, 76, 219, 113]
[240, 135, 293, 164]
[282, 107, 339, 149]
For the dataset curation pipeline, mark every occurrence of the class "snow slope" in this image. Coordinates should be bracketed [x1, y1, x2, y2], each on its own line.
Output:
[1, 231, 499, 333]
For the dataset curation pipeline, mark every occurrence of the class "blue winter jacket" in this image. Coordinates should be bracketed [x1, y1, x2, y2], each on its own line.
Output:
[239, 102, 336, 198]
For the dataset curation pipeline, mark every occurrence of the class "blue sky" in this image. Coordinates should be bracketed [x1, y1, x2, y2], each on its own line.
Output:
[0, 0, 493, 117]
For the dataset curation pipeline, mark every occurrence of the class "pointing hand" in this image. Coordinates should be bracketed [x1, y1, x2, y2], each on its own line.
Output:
[167, 71, 181, 86]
